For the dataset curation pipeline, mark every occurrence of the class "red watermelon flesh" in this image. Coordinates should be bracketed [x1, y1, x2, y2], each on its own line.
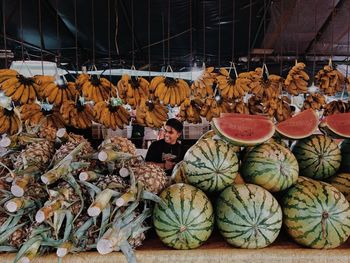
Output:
[276, 109, 318, 139]
[212, 114, 275, 146]
[320, 113, 350, 139]
[220, 113, 269, 120]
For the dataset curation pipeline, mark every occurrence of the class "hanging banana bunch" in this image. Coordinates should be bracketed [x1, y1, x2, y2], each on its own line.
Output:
[0, 104, 21, 135]
[248, 96, 266, 115]
[149, 76, 165, 100]
[284, 62, 309, 95]
[191, 67, 216, 99]
[231, 98, 250, 114]
[264, 96, 292, 122]
[323, 100, 350, 116]
[249, 66, 282, 100]
[135, 98, 168, 128]
[94, 97, 129, 130]
[216, 67, 251, 100]
[0, 69, 39, 104]
[178, 97, 203, 124]
[40, 77, 78, 106]
[153, 77, 190, 107]
[60, 97, 95, 129]
[315, 64, 345, 96]
[116, 74, 149, 108]
[76, 74, 117, 102]
[21, 101, 65, 129]
[302, 93, 327, 111]
[33, 75, 55, 99]
[200, 96, 231, 121]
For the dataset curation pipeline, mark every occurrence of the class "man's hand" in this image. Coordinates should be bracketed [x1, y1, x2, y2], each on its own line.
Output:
[164, 160, 175, 170]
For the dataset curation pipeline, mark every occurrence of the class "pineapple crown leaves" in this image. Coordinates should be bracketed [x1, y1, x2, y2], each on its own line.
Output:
[13, 236, 42, 263]
[0, 214, 23, 235]
[0, 222, 27, 245]
[0, 245, 17, 252]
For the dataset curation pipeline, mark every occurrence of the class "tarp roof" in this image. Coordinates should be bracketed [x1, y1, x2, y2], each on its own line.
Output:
[1, 0, 350, 72]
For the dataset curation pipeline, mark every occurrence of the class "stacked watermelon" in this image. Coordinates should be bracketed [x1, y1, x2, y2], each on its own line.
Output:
[155, 112, 350, 250]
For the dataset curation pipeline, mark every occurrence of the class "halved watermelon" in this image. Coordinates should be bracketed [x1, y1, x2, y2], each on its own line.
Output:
[276, 109, 318, 140]
[212, 113, 275, 146]
[319, 113, 350, 139]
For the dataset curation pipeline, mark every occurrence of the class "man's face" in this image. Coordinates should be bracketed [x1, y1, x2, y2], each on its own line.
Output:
[163, 125, 180, 145]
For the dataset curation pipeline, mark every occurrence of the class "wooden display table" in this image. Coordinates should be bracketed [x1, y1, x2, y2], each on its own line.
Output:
[2, 234, 350, 263]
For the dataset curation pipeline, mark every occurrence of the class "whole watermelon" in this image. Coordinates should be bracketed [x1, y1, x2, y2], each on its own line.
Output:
[282, 177, 350, 248]
[183, 137, 239, 192]
[216, 184, 282, 248]
[341, 139, 350, 172]
[328, 173, 350, 202]
[170, 161, 188, 184]
[153, 183, 214, 249]
[292, 134, 341, 180]
[240, 142, 298, 192]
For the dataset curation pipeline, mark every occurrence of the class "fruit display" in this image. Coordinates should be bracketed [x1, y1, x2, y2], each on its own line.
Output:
[240, 142, 299, 192]
[315, 64, 345, 96]
[60, 99, 95, 129]
[284, 62, 309, 95]
[302, 93, 326, 111]
[216, 184, 282, 248]
[200, 97, 231, 122]
[183, 136, 239, 192]
[292, 135, 341, 180]
[152, 76, 190, 107]
[94, 98, 130, 130]
[328, 173, 350, 202]
[249, 67, 282, 99]
[216, 67, 251, 99]
[282, 178, 350, 248]
[319, 112, 350, 139]
[0, 105, 21, 135]
[40, 78, 78, 106]
[178, 97, 203, 124]
[275, 109, 318, 139]
[152, 183, 214, 249]
[135, 99, 168, 128]
[323, 100, 350, 116]
[212, 113, 275, 146]
[117, 74, 149, 108]
[0, 69, 39, 104]
[20, 102, 65, 129]
[190, 67, 216, 99]
[341, 139, 350, 172]
[76, 74, 117, 102]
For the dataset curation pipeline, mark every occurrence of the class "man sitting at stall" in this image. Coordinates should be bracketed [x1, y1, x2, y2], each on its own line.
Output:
[145, 118, 184, 176]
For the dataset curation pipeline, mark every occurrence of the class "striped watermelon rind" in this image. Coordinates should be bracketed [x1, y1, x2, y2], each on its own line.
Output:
[171, 161, 188, 184]
[216, 184, 282, 248]
[292, 135, 341, 180]
[341, 139, 350, 173]
[183, 138, 239, 192]
[282, 178, 350, 248]
[240, 142, 299, 192]
[328, 173, 350, 202]
[153, 183, 214, 249]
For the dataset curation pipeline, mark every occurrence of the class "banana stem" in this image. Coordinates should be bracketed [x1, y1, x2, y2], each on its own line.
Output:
[79, 171, 101, 182]
[5, 197, 33, 212]
[11, 174, 33, 197]
[88, 189, 116, 217]
[56, 241, 73, 258]
[35, 200, 63, 223]
[115, 190, 136, 207]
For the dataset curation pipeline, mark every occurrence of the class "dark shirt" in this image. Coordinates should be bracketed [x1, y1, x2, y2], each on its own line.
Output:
[145, 139, 184, 175]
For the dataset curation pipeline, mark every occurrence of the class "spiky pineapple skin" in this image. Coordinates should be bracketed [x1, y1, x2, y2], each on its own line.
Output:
[100, 136, 137, 156]
[14, 140, 55, 170]
[55, 134, 93, 163]
[132, 163, 168, 194]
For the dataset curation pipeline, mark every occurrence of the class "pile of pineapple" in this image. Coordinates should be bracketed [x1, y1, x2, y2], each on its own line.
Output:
[0, 128, 168, 263]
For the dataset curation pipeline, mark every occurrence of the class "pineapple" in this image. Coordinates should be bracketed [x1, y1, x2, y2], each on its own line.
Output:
[96, 174, 128, 191]
[99, 136, 137, 156]
[38, 125, 57, 141]
[128, 232, 146, 249]
[14, 140, 55, 170]
[131, 163, 168, 194]
[55, 181, 88, 215]
[0, 156, 13, 177]
[55, 133, 93, 164]
[9, 223, 30, 248]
